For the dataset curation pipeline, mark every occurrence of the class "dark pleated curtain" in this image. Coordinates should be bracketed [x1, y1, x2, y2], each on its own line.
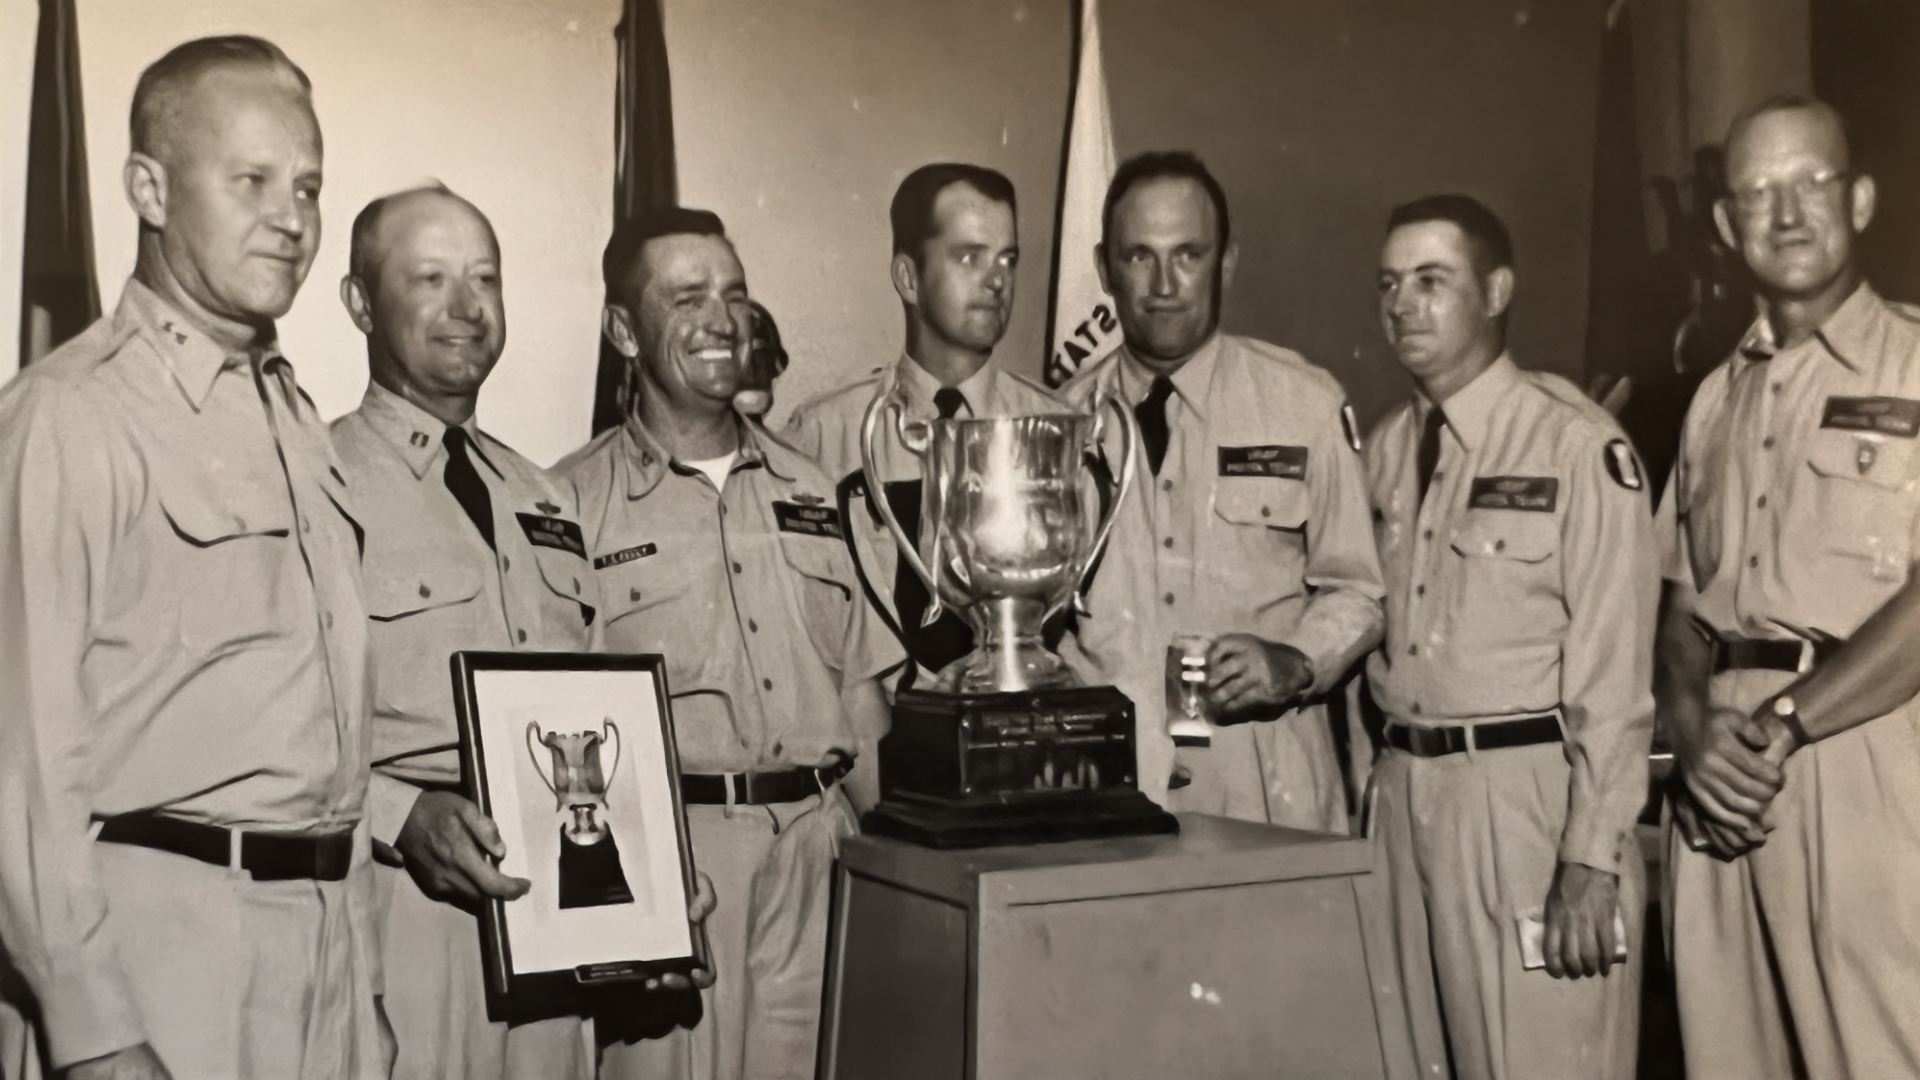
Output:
[590, 0, 679, 436]
[19, 0, 99, 368]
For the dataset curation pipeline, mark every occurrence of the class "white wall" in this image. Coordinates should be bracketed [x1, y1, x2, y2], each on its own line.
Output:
[1, 0, 39, 384]
[77, 0, 618, 465]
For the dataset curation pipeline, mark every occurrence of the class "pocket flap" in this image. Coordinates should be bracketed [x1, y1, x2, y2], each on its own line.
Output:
[1213, 478, 1310, 529]
[159, 486, 294, 546]
[533, 545, 592, 602]
[780, 531, 852, 593]
[365, 559, 484, 620]
[1806, 430, 1915, 490]
[1450, 511, 1557, 562]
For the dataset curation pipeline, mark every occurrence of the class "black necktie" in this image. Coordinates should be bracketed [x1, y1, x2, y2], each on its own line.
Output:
[933, 386, 966, 419]
[1136, 376, 1175, 475]
[443, 426, 495, 550]
[1416, 406, 1446, 505]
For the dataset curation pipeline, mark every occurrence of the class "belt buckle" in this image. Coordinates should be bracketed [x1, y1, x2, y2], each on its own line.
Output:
[314, 835, 350, 881]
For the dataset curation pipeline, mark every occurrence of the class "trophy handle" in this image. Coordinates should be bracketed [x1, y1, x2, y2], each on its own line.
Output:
[859, 382, 971, 618]
[599, 719, 620, 799]
[526, 721, 557, 795]
[1056, 389, 1138, 622]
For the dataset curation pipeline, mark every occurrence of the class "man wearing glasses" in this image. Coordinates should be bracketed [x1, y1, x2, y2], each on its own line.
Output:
[1657, 96, 1920, 1079]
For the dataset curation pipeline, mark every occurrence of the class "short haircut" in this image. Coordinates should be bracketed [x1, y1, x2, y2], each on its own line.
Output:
[1724, 94, 1852, 162]
[1101, 151, 1231, 250]
[348, 182, 495, 288]
[131, 35, 311, 159]
[889, 164, 1017, 265]
[602, 207, 729, 302]
[1385, 193, 1514, 277]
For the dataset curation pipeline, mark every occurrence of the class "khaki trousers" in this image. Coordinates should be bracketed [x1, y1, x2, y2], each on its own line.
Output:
[374, 860, 591, 1080]
[1667, 667, 1920, 1080]
[1375, 742, 1643, 1080]
[600, 789, 855, 1080]
[1168, 703, 1349, 832]
[92, 840, 388, 1079]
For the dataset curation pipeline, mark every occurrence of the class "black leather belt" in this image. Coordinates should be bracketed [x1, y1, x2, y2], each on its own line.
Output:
[95, 813, 353, 882]
[1386, 715, 1563, 758]
[681, 754, 853, 806]
[1709, 634, 1841, 675]
[1172, 734, 1212, 748]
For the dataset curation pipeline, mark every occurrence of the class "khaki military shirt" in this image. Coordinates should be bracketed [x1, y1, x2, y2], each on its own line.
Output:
[1659, 284, 1920, 642]
[1365, 355, 1658, 871]
[332, 383, 601, 845]
[557, 417, 902, 777]
[1058, 334, 1386, 812]
[783, 355, 1062, 637]
[0, 280, 371, 1064]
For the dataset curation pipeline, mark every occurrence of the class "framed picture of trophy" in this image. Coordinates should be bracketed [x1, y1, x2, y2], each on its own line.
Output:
[451, 650, 704, 1019]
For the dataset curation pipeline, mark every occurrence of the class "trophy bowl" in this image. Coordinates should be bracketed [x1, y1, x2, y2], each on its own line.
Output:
[862, 386, 1136, 694]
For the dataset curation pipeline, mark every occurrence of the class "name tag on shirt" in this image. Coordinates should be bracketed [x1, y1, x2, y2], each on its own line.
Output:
[515, 513, 587, 557]
[1218, 444, 1308, 479]
[1468, 476, 1559, 512]
[773, 501, 844, 539]
[593, 543, 657, 569]
[1821, 396, 1920, 438]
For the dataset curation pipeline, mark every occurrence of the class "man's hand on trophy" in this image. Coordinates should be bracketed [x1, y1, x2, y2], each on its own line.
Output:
[396, 789, 533, 909]
[1205, 634, 1314, 724]
[643, 872, 720, 991]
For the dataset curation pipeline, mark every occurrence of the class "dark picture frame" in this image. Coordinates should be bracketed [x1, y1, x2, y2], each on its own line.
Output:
[451, 650, 705, 1021]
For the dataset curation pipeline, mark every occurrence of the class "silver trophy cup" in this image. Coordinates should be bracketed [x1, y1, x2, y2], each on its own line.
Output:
[860, 377, 1136, 693]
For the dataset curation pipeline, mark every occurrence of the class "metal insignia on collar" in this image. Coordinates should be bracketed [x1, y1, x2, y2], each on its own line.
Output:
[1858, 439, 1878, 475]
[791, 492, 825, 505]
[1340, 404, 1363, 453]
[411, 431, 430, 448]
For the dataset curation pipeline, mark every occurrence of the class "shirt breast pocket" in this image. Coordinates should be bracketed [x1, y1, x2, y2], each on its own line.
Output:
[781, 532, 855, 671]
[531, 545, 596, 631]
[364, 558, 484, 623]
[158, 486, 300, 652]
[598, 539, 693, 635]
[1805, 431, 1918, 581]
[1447, 511, 1560, 649]
[1211, 477, 1310, 604]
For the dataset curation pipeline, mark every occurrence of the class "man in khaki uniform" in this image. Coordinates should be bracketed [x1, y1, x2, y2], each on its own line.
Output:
[1658, 96, 1920, 1080]
[1057, 151, 1384, 824]
[0, 36, 385, 1080]
[784, 163, 1057, 687]
[333, 185, 707, 1079]
[1365, 195, 1656, 1080]
[561, 209, 903, 1080]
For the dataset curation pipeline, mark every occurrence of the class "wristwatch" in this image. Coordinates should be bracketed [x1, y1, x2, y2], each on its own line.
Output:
[1771, 694, 1812, 748]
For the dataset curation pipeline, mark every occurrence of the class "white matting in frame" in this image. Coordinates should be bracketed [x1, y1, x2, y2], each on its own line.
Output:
[455, 651, 698, 997]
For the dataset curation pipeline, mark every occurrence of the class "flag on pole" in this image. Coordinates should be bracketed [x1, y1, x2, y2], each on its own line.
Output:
[19, 0, 99, 369]
[591, 0, 678, 436]
[1043, 0, 1120, 387]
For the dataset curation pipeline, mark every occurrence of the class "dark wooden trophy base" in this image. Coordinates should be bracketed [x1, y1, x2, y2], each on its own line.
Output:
[862, 686, 1178, 849]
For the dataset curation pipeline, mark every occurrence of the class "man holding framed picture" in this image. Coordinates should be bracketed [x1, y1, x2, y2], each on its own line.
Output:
[559, 208, 903, 1080]
[332, 184, 710, 1080]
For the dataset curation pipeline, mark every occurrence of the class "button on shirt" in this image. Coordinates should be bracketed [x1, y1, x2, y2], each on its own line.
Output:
[558, 417, 903, 776]
[332, 382, 601, 844]
[1658, 284, 1920, 641]
[1057, 334, 1386, 815]
[783, 355, 1062, 636]
[1365, 354, 1658, 870]
[0, 279, 371, 1062]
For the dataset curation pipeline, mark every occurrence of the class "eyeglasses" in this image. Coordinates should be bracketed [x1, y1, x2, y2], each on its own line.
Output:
[1726, 170, 1853, 217]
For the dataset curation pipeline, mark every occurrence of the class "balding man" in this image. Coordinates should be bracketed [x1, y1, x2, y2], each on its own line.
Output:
[0, 36, 384, 1080]
[1658, 96, 1920, 1079]
[332, 185, 710, 1079]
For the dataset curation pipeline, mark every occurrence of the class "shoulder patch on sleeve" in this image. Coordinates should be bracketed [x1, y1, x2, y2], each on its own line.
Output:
[1603, 438, 1643, 491]
[1340, 404, 1363, 453]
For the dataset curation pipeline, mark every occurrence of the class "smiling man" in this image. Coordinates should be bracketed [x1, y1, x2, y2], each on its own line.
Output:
[1056, 151, 1384, 824]
[561, 209, 901, 1080]
[785, 163, 1058, 688]
[0, 36, 385, 1080]
[330, 185, 710, 1080]
[1656, 97, 1920, 1080]
[1363, 194, 1657, 1080]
